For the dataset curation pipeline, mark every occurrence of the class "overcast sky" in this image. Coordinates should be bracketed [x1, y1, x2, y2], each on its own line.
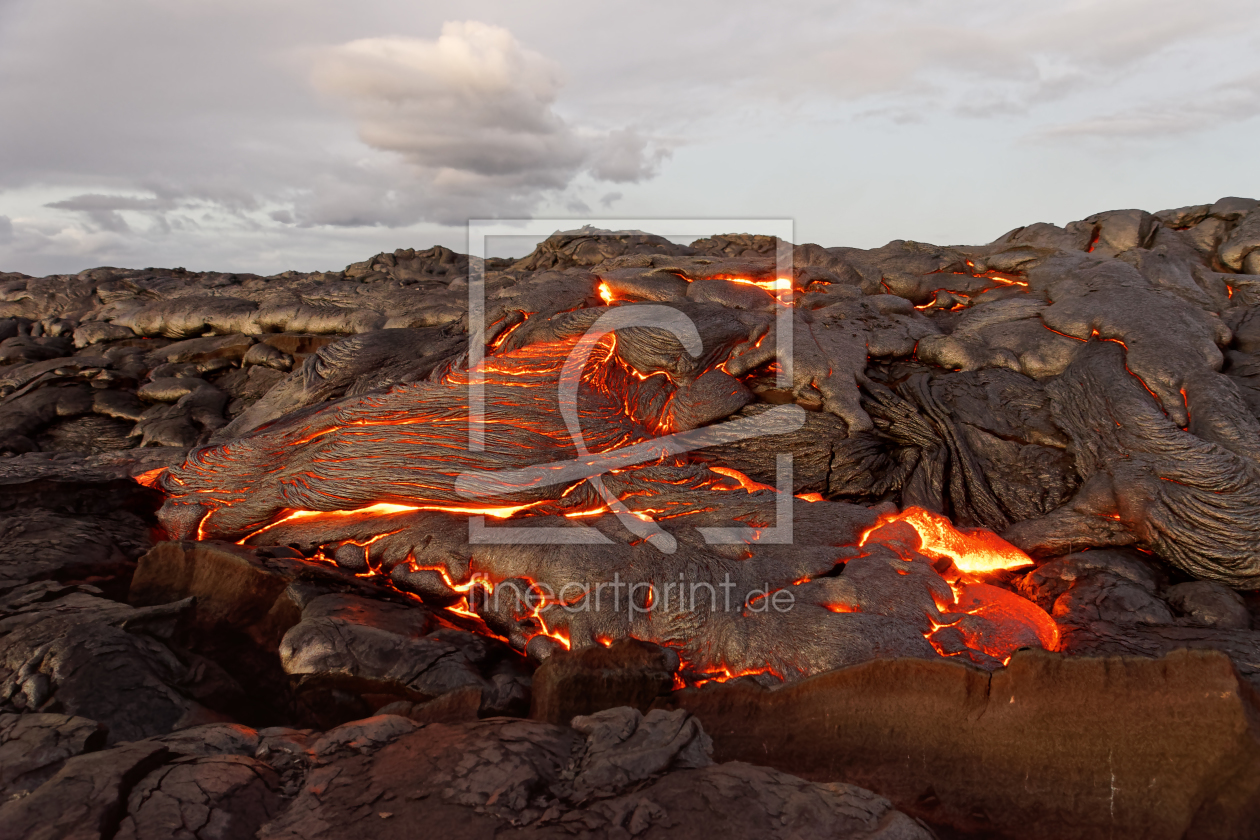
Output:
[1, 0, 1258, 276]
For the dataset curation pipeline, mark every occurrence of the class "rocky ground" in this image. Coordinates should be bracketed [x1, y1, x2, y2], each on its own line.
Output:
[3, 199, 1260, 838]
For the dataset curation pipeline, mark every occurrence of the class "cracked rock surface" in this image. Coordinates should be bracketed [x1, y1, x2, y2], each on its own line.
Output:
[0, 710, 927, 840]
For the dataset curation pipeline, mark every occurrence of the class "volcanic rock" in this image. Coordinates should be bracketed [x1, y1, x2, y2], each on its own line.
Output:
[0, 712, 106, 798]
[113, 754, 282, 840]
[0, 582, 246, 742]
[130, 542, 373, 723]
[0, 509, 150, 599]
[6, 197, 1260, 836]
[131, 542, 531, 727]
[255, 709, 930, 840]
[0, 739, 172, 840]
[375, 685, 483, 725]
[1165, 580, 1252, 629]
[280, 591, 530, 727]
[1017, 549, 1174, 626]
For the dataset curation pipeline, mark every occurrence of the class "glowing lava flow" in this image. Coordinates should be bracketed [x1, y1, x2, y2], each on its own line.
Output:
[859, 506, 1057, 662]
[718, 276, 795, 304]
[951, 582, 1059, 656]
[238, 501, 541, 544]
[134, 467, 167, 488]
[860, 506, 1034, 574]
[724, 277, 793, 292]
[147, 305, 1060, 681]
[598, 273, 794, 306]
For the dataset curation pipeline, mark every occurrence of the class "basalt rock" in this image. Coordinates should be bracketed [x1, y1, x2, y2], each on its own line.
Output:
[0, 509, 151, 598]
[279, 591, 531, 727]
[113, 754, 282, 840]
[0, 584, 241, 743]
[0, 740, 173, 840]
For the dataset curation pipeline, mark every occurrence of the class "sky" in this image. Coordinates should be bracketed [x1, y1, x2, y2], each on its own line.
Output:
[1, 0, 1258, 276]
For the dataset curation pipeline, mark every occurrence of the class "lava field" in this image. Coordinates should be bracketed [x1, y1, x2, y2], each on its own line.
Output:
[3, 198, 1260, 839]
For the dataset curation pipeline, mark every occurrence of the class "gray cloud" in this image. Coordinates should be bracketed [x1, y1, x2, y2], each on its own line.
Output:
[0, 216, 12, 244]
[588, 128, 669, 182]
[1033, 71, 1260, 139]
[45, 193, 182, 234]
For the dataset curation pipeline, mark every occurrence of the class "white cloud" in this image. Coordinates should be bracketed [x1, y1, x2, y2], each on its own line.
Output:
[307, 23, 671, 224]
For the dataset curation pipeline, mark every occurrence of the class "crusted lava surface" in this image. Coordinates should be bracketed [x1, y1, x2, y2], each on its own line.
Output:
[5, 203, 1260, 837]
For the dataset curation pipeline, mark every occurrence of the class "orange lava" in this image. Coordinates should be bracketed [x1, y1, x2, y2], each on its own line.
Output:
[711, 275, 795, 303]
[707, 466, 776, 493]
[949, 581, 1060, 657]
[686, 662, 784, 687]
[133, 467, 167, 488]
[149, 317, 1062, 679]
[727, 277, 793, 292]
[860, 506, 1034, 574]
[236, 500, 540, 545]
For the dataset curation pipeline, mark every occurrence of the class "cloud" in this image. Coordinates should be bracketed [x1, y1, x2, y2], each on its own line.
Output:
[720, 0, 1260, 124]
[308, 23, 670, 224]
[0, 0, 1257, 277]
[0, 216, 11, 244]
[1033, 71, 1260, 139]
[588, 128, 669, 182]
[44, 192, 181, 234]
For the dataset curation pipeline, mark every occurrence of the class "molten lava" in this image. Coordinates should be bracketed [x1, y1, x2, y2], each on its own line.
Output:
[146, 298, 1059, 684]
[860, 506, 1034, 574]
[950, 582, 1060, 657]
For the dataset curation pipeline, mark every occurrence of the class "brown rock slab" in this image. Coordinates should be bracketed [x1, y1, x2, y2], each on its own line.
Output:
[656, 648, 1260, 839]
[529, 638, 677, 725]
[130, 542, 309, 653]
